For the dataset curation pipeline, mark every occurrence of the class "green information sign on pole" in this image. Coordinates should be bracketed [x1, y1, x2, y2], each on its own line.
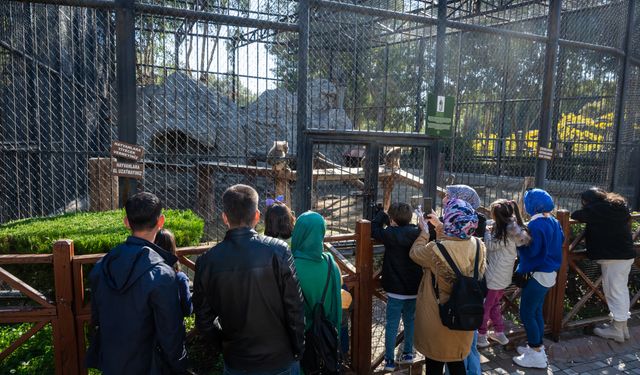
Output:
[425, 93, 455, 137]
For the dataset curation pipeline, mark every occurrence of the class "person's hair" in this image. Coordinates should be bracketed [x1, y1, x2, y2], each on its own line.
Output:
[155, 229, 179, 271]
[125, 192, 163, 231]
[388, 202, 413, 226]
[581, 187, 627, 207]
[490, 199, 525, 245]
[222, 184, 259, 227]
[264, 202, 295, 240]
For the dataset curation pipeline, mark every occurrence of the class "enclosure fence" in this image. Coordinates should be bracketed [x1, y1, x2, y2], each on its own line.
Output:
[1, 0, 640, 239]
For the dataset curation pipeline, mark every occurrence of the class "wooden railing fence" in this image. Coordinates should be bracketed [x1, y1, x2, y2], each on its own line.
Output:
[0, 214, 638, 374]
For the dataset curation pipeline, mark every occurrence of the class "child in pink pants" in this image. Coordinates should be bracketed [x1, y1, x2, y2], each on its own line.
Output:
[478, 200, 531, 347]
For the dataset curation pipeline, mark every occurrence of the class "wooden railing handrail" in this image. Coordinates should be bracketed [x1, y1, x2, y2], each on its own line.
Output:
[0, 254, 54, 264]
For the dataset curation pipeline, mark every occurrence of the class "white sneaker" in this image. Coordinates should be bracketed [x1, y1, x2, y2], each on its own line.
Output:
[516, 344, 544, 355]
[477, 334, 490, 348]
[513, 348, 548, 369]
[488, 331, 509, 345]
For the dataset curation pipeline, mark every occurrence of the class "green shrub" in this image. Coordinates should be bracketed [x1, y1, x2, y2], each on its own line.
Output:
[0, 323, 54, 375]
[0, 210, 204, 255]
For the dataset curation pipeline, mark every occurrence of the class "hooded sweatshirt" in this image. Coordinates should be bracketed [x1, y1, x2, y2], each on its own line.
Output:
[571, 200, 635, 260]
[371, 210, 422, 296]
[291, 212, 342, 332]
[86, 236, 188, 375]
[516, 189, 564, 274]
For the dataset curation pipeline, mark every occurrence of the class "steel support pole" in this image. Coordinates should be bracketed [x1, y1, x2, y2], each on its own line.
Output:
[534, 0, 562, 188]
[116, 0, 138, 206]
[413, 36, 427, 133]
[609, 0, 636, 192]
[295, 0, 311, 214]
[426, 0, 447, 204]
[433, 0, 446, 97]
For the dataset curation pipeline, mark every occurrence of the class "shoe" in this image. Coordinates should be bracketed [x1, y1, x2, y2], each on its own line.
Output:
[594, 320, 625, 343]
[624, 321, 630, 340]
[516, 344, 544, 355]
[513, 347, 548, 369]
[477, 334, 490, 348]
[397, 353, 415, 364]
[383, 359, 396, 372]
[488, 331, 509, 345]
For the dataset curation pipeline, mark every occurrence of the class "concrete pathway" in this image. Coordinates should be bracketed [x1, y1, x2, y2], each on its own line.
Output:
[480, 320, 640, 374]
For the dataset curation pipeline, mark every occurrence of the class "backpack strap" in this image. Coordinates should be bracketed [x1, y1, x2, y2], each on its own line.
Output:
[319, 255, 333, 305]
[434, 241, 463, 278]
[473, 237, 480, 280]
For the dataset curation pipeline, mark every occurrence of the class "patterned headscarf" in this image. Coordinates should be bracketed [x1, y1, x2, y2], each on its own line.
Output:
[443, 199, 479, 239]
[446, 185, 481, 210]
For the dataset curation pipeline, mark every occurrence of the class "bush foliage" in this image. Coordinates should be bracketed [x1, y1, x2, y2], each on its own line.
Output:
[0, 210, 204, 255]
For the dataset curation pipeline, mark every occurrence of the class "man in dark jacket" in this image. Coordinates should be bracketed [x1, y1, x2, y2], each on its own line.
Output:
[193, 184, 305, 374]
[86, 192, 188, 375]
[371, 203, 422, 371]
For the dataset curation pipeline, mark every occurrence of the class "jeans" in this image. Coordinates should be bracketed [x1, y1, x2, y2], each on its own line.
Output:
[464, 331, 482, 375]
[599, 259, 634, 321]
[340, 323, 350, 355]
[479, 289, 505, 335]
[520, 278, 549, 347]
[384, 297, 416, 362]
[224, 361, 300, 375]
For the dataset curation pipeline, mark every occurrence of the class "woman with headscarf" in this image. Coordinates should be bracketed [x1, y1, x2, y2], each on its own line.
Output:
[291, 212, 342, 371]
[410, 199, 486, 375]
[430, 185, 485, 375]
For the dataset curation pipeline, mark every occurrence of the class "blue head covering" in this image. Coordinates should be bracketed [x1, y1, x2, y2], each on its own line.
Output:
[446, 185, 481, 210]
[443, 199, 479, 239]
[524, 188, 555, 216]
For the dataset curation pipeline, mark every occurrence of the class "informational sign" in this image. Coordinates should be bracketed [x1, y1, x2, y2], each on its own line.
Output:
[112, 161, 144, 179]
[537, 146, 554, 160]
[425, 93, 455, 137]
[111, 140, 144, 162]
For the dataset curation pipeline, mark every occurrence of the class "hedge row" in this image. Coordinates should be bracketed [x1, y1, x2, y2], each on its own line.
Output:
[0, 210, 204, 255]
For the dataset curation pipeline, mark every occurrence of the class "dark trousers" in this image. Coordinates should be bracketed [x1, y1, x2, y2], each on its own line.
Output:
[425, 358, 466, 375]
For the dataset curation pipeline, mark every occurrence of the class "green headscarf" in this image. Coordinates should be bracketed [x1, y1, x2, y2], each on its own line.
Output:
[291, 212, 342, 332]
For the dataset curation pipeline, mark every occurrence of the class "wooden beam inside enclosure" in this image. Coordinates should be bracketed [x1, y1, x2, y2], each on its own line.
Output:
[88, 158, 118, 211]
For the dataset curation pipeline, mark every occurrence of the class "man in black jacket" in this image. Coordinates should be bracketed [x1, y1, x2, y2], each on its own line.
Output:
[86, 192, 188, 375]
[193, 184, 305, 374]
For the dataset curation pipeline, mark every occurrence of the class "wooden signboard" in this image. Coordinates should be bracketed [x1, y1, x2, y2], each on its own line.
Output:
[112, 161, 144, 179]
[537, 146, 554, 160]
[111, 140, 144, 161]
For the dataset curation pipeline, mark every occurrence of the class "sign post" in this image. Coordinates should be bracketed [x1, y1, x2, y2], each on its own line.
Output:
[425, 93, 455, 138]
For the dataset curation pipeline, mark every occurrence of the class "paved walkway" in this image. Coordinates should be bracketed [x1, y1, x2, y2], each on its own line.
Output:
[479, 318, 640, 374]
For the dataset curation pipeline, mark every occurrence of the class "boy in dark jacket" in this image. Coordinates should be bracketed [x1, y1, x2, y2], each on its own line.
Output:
[86, 192, 188, 375]
[372, 203, 422, 371]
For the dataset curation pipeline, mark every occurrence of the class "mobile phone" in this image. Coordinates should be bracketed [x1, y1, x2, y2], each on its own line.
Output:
[422, 197, 432, 218]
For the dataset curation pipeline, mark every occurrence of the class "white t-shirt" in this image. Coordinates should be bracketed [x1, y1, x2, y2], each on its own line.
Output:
[533, 271, 557, 288]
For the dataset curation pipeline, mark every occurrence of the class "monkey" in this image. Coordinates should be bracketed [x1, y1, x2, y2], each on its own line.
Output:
[384, 147, 402, 170]
[267, 141, 289, 171]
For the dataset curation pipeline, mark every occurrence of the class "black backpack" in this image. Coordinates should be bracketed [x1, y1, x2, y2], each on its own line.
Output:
[301, 257, 340, 375]
[431, 238, 485, 331]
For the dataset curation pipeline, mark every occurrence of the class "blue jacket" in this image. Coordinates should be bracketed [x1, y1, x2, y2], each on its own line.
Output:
[176, 271, 193, 318]
[516, 217, 564, 274]
[86, 236, 188, 375]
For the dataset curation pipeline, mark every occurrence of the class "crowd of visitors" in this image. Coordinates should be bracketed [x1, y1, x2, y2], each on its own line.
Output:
[85, 181, 636, 374]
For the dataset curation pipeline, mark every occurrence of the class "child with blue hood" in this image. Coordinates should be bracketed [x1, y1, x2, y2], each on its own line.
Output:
[512, 189, 563, 370]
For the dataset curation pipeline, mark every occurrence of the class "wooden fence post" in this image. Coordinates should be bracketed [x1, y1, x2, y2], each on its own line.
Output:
[88, 157, 118, 211]
[544, 210, 570, 341]
[52, 240, 80, 375]
[353, 220, 373, 374]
